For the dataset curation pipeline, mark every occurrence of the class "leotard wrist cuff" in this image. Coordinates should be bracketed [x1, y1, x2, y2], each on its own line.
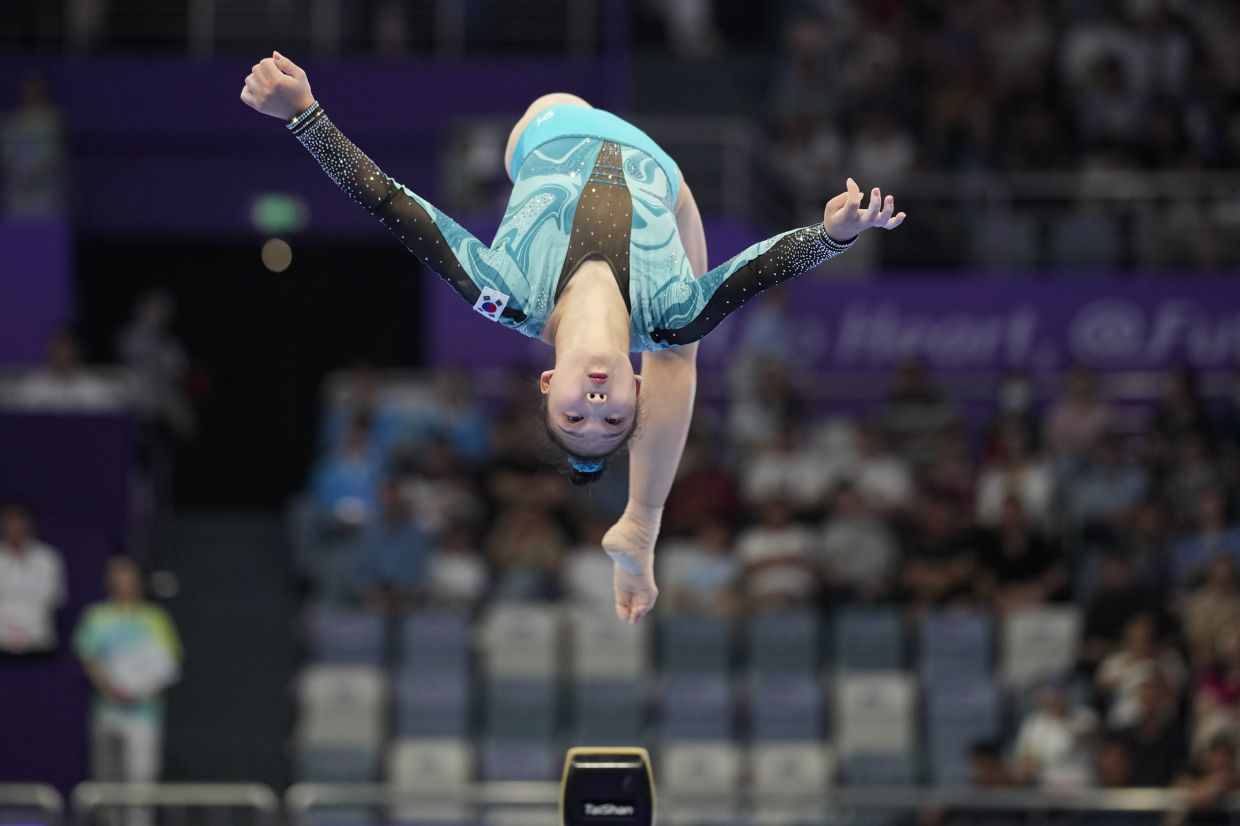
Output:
[287, 100, 324, 135]
[820, 224, 857, 249]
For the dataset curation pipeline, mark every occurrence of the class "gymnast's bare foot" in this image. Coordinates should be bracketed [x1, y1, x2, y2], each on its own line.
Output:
[601, 506, 661, 624]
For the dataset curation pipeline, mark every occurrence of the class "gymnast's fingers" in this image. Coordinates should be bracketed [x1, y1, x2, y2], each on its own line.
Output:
[884, 211, 907, 229]
[876, 194, 896, 225]
[257, 58, 281, 84]
[244, 74, 262, 96]
[846, 177, 861, 207]
[240, 86, 258, 108]
[864, 187, 883, 224]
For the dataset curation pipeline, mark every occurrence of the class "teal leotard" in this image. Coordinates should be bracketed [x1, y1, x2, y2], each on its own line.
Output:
[291, 102, 853, 350]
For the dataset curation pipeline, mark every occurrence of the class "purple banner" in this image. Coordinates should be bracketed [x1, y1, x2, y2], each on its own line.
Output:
[426, 267, 1240, 373]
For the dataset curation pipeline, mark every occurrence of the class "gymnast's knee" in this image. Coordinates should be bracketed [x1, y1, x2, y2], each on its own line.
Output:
[523, 92, 592, 116]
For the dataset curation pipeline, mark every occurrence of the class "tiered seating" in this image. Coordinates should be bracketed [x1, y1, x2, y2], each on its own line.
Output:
[568, 607, 648, 744]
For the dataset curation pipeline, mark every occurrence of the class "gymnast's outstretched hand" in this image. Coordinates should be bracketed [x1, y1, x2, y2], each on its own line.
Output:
[823, 177, 906, 243]
[240, 51, 315, 120]
[601, 504, 662, 625]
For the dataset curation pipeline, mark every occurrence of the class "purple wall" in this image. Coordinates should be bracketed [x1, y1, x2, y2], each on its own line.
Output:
[0, 413, 134, 793]
[0, 218, 73, 366]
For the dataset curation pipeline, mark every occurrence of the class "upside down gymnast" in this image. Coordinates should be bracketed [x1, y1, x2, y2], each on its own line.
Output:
[241, 51, 906, 624]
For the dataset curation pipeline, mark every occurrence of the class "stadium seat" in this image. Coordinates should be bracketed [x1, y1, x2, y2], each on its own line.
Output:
[925, 678, 1002, 784]
[401, 608, 471, 670]
[833, 608, 906, 671]
[749, 673, 824, 741]
[571, 679, 646, 744]
[295, 744, 381, 782]
[1000, 606, 1081, 689]
[305, 603, 385, 665]
[388, 737, 474, 822]
[393, 665, 471, 737]
[919, 608, 993, 684]
[296, 665, 388, 750]
[747, 610, 819, 674]
[568, 607, 648, 680]
[659, 741, 743, 826]
[751, 743, 835, 792]
[485, 677, 557, 741]
[660, 674, 733, 740]
[659, 613, 730, 675]
[477, 604, 561, 679]
[480, 739, 557, 782]
[835, 673, 916, 760]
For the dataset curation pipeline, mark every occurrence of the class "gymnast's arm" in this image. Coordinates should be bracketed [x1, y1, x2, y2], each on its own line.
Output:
[241, 52, 519, 313]
[650, 177, 906, 346]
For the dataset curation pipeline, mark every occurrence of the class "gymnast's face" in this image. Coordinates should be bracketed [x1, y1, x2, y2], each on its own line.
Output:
[540, 349, 641, 456]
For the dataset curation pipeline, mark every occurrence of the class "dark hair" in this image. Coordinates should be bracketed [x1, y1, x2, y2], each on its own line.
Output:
[539, 392, 640, 487]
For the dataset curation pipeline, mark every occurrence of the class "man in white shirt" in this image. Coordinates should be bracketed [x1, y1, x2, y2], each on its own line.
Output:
[1014, 680, 1099, 789]
[10, 329, 120, 412]
[0, 503, 67, 653]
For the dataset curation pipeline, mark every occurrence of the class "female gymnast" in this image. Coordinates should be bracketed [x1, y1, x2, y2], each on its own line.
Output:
[241, 52, 905, 623]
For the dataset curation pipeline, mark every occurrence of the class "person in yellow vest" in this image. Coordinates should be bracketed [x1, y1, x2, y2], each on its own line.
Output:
[74, 556, 181, 824]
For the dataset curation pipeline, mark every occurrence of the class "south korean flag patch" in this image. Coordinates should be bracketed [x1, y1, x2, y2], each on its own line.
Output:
[473, 289, 510, 322]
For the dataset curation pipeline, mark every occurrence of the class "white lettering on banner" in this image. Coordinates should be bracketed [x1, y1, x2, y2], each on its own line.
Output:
[1071, 299, 1240, 366]
[832, 302, 1039, 367]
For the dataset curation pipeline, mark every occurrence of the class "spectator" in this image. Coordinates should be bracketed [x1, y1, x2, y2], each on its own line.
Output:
[1181, 554, 1240, 670]
[1068, 430, 1148, 534]
[1165, 433, 1226, 524]
[426, 522, 488, 608]
[1150, 368, 1214, 452]
[660, 426, 741, 538]
[736, 499, 817, 610]
[1013, 679, 1099, 790]
[1043, 366, 1114, 462]
[563, 517, 615, 612]
[1172, 488, 1240, 588]
[1082, 550, 1158, 671]
[975, 416, 1054, 529]
[117, 289, 194, 438]
[841, 419, 914, 514]
[74, 556, 182, 817]
[899, 491, 981, 611]
[658, 519, 738, 616]
[0, 73, 65, 216]
[311, 414, 383, 530]
[353, 478, 433, 617]
[819, 483, 899, 601]
[1192, 629, 1240, 758]
[968, 740, 1013, 788]
[878, 360, 959, 465]
[740, 420, 833, 514]
[319, 364, 405, 457]
[10, 329, 120, 411]
[486, 507, 566, 601]
[1174, 735, 1240, 826]
[977, 496, 1068, 615]
[1096, 613, 1187, 728]
[0, 503, 66, 654]
[1112, 671, 1189, 787]
[1095, 736, 1136, 788]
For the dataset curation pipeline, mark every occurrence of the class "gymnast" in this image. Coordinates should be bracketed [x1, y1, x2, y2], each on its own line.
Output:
[241, 52, 905, 623]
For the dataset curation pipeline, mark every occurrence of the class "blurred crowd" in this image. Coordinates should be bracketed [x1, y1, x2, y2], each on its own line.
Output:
[290, 334, 1240, 798]
[767, 0, 1240, 187]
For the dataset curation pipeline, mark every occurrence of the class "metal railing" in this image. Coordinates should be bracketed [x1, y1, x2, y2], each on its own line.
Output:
[0, 784, 63, 826]
[69, 784, 278, 826]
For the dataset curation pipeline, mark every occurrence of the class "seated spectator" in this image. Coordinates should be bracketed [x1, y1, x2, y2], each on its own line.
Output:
[1068, 430, 1148, 534]
[877, 360, 959, 465]
[918, 427, 976, 512]
[740, 420, 834, 515]
[426, 522, 488, 608]
[1096, 613, 1187, 728]
[977, 496, 1068, 615]
[353, 478, 432, 617]
[1150, 368, 1215, 455]
[1096, 736, 1136, 788]
[899, 492, 981, 611]
[1082, 549, 1158, 671]
[819, 483, 899, 601]
[1174, 735, 1240, 826]
[1013, 679, 1099, 790]
[311, 414, 383, 529]
[658, 519, 738, 616]
[660, 426, 740, 538]
[74, 556, 182, 810]
[968, 740, 1013, 788]
[975, 416, 1054, 529]
[10, 329, 120, 411]
[1166, 432, 1226, 524]
[736, 500, 817, 610]
[1181, 554, 1240, 670]
[319, 363, 405, 456]
[0, 503, 66, 654]
[1192, 629, 1240, 758]
[1172, 488, 1240, 587]
[1043, 365, 1114, 463]
[401, 436, 484, 535]
[425, 370, 491, 464]
[842, 419, 913, 514]
[486, 506, 567, 601]
[1112, 671, 1189, 787]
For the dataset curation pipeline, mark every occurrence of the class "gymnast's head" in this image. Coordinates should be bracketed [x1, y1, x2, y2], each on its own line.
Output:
[539, 347, 641, 486]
